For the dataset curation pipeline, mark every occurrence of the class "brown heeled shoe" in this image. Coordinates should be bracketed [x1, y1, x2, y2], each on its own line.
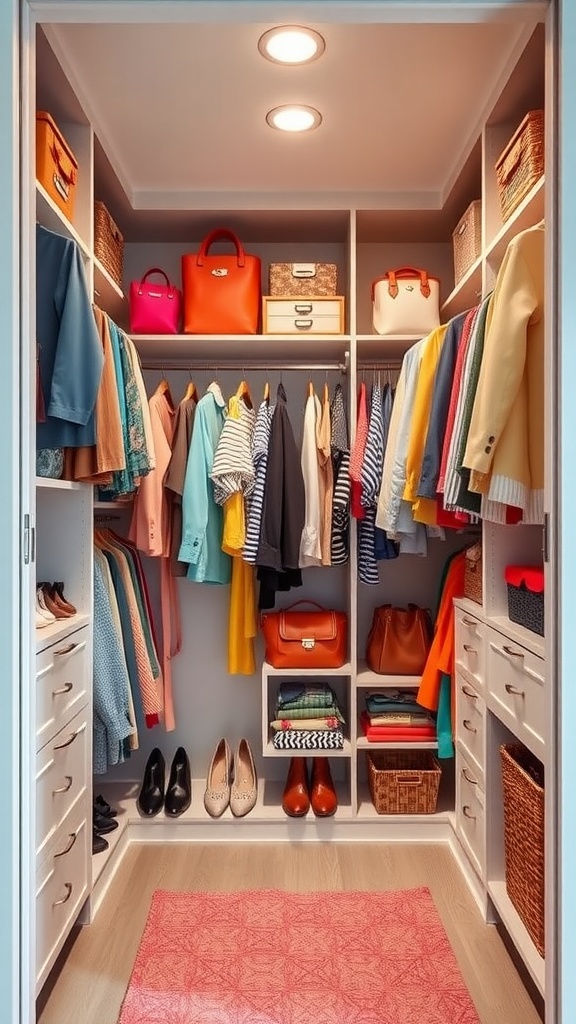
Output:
[53, 581, 77, 615]
[40, 583, 73, 619]
[310, 757, 338, 817]
[281, 757, 310, 817]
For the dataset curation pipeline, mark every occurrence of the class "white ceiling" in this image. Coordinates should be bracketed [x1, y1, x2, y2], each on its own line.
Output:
[44, 18, 528, 215]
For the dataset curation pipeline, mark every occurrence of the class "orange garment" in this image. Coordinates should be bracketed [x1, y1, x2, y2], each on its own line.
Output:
[69, 307, 126, 483]
[417, 550, 466, 721]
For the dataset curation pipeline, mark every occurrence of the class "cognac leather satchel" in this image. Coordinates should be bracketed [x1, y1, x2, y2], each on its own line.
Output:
[261, 600, 348, 670]
[366, 604, 433, 676]
[181, 227, 261, 334]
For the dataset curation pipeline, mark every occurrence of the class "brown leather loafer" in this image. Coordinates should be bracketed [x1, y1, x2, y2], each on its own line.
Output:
[310, 756, 338, 817]
[281, 757, 310, 817]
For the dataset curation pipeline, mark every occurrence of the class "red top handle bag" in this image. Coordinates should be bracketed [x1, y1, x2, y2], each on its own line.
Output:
[181, 227, 262, 335]
[129, 267, 182, 334]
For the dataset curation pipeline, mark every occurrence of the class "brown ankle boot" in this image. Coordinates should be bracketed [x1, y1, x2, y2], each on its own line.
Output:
[281, 757, 310, 817]
[310, 757, 337, 817]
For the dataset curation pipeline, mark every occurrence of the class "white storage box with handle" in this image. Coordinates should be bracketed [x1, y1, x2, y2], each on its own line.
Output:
[371, 266, 440, 336]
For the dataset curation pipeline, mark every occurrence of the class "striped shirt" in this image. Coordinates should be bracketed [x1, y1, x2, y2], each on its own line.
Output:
[210, 393, 256, 505]
[330, 383, 350, 565]
[243, 400, 274, 564]
[358, 383, 383, 584]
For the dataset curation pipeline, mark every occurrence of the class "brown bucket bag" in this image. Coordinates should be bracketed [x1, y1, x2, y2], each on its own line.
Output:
[366, 604, 433, 676]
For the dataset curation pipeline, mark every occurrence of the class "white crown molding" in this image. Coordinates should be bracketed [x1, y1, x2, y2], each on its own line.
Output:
[131, 188, 443, 211]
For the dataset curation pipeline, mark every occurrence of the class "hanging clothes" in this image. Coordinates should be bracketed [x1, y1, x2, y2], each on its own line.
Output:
[358, 381, 384, 585]
[330, 382, 350, 566]
[211, 382, 257, 675]
[164, 384, 198, 576]
[373, 383, 399, 562]
[179, 381, 231, 585]
[317, 382, 334, 567]
[36, 224, 104, 450]
[349, 381, 369, 519]
[437, 307, 478, 497]
[299, 385, 323, 568]
[464, 221, 545, 524]
[403, 323, 448, 525]
[256, 382, 305, 610]
[244, 396, 275, 565]
[417, 548, 466, 731]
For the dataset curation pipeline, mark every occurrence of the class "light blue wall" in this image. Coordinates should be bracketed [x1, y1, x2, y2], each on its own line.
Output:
[0, 1, 21, 1022]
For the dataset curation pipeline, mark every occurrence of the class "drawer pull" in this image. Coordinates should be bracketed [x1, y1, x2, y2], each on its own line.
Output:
[294, 303, 313, 314]
[461, 767, 478, 785]
[294, 318, 313, 330]
[53, 728, 80, 750]
[54, 830, 78, 858]
[463, 644, 477, 654]
[52, 775, 73, 795]
[54, 642, 78, 656]
[503, 645, 524, 659]
[462, 616, 478, 627]
[462, 719, 477, 733]
[52, 682, 73, 696]
[462, 805, 476, 820]
[505, 683, 525, 697]
[52, 882, 73, 907]
[461, 685, 478, 699]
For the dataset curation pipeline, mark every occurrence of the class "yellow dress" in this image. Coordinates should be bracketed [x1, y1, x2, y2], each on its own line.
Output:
[402, 324, 448, 525]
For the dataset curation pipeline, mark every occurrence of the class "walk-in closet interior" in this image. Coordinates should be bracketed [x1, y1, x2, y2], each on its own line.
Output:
[25, 2, 556, 1022]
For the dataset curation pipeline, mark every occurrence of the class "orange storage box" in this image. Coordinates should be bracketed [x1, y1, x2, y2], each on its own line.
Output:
[36, 111, 78, 220]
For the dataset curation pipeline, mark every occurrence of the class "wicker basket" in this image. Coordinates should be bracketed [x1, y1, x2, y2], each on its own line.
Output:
[464, 541, 483, 606]
[452, 200, 482, 284]
[94, 200, 124, 288]
[366, 750, 441, 815]
[500, 744, 545, 957]
[495, 110, 544, 223]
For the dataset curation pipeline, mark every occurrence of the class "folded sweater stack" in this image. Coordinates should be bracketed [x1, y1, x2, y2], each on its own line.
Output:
[272, 683, 346, 750]
[361, 689, 436, 742]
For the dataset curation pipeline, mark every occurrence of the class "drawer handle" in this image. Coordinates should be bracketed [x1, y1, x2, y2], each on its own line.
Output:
[53, 728, 80, 750]
[52, 682, 73, 696]
[463, 719, 477, 733]
[54, 830, 78, 858]
[52, 882, 73, 907]
[462, 617, 478, 627]
[294, 303, 313, 314]
[54, 643, 78, 657]
[462, 805, 476, 820]
[463, 644, 477, 654]
[461, 767, 478, 785]
[461, 685, 478, 699]
[505, 683, 525, 697]
[52, 775, 73, 795]
[294, 319, 313, 330]
[503, 645, 524, 659]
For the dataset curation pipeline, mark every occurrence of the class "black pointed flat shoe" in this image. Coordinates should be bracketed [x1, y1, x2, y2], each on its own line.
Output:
[94, 810, 119, 835]
[93, 827, 109, 855]
[137, 747, 166, 817]
[95, 794, 118, 818]
[165, 746, 191, 817]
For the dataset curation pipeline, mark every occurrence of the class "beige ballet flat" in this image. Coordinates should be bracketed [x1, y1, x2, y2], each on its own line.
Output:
[203, 738, 232, 818]
[230, 738, 258, 818]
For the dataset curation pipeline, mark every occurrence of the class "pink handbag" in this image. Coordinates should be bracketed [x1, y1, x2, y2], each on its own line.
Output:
[129, 268, 182, 334]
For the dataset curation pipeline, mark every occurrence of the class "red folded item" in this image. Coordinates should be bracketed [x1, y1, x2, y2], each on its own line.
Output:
[364, 729, 437, 742]
[360, 713, 436, 741]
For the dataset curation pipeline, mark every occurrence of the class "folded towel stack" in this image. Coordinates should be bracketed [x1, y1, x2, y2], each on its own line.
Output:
[271, 683, 346, 750]
[361, 689, 436, 743]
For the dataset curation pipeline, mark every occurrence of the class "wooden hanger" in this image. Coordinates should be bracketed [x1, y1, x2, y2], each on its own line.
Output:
[308, 379, 314, 398]
[263, 379, 270, 402]
[236, 376, 253, 408]
[184, 379, 198, 402]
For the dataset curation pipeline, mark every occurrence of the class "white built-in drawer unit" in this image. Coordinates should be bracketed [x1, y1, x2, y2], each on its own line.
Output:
[35, 806, 90, 994]
[455, 674, 486, 786]
[263, 296, 345, 334]
[455, 608, 485, 692]
[35, 626, 89, 751]
[36, 707, 89, 864]
[486, 626, 545, 760]
[456, 753, 486, 881]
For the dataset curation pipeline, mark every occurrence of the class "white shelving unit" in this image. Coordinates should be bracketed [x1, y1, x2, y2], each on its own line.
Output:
[487, 879, 545, 996]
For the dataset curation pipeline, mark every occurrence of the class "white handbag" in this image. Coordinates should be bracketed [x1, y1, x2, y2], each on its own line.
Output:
[372, 266, 440, 336]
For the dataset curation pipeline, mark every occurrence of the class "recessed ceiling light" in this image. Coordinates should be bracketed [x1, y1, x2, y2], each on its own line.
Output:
[258, 26, 325, 65]
[266, 105, 322, 133]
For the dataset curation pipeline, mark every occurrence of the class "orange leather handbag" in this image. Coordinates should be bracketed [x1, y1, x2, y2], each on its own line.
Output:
[181, 227, 261, 334]
[366, 604, 432, 676]
[261, 600, 348, 669]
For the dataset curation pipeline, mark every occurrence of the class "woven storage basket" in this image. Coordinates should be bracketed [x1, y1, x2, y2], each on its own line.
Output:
[366, 750, 441, 815]
[94, 200, 124, 288]
[464, 541, 483, 606]
[495, 110, 544, 223]
[452, 200, 482, 284]
[500, 744, 545, 957]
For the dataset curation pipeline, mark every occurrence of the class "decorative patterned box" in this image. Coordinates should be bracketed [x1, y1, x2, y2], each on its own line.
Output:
[269, 262, 337, 296]
[452, 200, 482, 284]
[36, 111, 78, 220]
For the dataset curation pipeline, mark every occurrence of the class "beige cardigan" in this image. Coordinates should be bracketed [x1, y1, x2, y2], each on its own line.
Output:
[463, 221, 544, 523]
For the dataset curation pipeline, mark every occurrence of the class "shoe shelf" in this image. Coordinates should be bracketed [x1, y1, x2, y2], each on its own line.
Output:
[91, 784, 134, 888]
[35, 612, 90, 654]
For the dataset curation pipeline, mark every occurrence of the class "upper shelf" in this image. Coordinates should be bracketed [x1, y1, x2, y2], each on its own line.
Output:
[36, 181, 90, 259]
[132, 335, 352, 366]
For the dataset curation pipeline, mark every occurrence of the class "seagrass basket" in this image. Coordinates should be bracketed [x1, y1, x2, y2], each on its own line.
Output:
[94, 200, 124, 287]
[366, 750, 441, 815]
[495, 110, 544, 223]
[452, 200, 482, 284]
[464, 541, 483, 606]
[500, 744, 545, 957]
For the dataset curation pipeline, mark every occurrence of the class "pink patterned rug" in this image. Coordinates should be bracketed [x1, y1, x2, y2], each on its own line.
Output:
[119, 887, 480, 1024]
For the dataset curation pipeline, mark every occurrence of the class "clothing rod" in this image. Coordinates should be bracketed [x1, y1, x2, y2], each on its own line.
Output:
[140, 361, 348, 373]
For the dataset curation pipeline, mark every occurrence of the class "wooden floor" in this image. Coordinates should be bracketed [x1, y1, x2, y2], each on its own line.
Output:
[37, 842, 543, 1024]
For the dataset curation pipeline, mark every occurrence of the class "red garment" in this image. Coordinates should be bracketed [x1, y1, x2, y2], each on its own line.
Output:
[349, 383, 369, 520]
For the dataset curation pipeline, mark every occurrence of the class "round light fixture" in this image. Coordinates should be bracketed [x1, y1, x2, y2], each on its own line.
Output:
[266, 104, 322, 133]
[258, 26, 325, 65]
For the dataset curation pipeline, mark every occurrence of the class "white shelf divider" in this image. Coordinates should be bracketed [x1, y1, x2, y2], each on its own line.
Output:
[487, 879, 545, 996]
[36, 477, 87, 491]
